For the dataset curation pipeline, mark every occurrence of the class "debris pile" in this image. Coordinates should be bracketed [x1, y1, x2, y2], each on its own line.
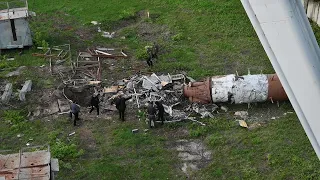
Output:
[100, 72, 215, 125]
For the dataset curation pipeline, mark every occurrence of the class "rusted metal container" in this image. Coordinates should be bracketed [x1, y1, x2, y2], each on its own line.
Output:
[183, 73, 288, 104]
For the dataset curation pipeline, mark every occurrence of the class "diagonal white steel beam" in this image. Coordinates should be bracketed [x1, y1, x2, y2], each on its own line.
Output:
[241, 0, 320, 159]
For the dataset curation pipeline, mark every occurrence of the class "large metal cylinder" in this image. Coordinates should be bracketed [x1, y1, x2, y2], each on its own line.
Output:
[183, 74, 288, 104]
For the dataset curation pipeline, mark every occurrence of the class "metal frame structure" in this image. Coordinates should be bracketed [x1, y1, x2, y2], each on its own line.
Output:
[241, 0, 320, 159]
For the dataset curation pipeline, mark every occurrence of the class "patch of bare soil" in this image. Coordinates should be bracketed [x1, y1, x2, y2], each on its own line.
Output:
[78, 127, 96, 151]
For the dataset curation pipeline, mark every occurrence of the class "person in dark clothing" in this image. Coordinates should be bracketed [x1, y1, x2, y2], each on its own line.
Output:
[70, 102, 80, 126]
[155, 101, 165, 125]
[147, 102, 156, 128]
[151, 42, 159, 59]
[146, 55, 153, 67]
[113, 95, 132, 121]
[89, 94, 99, 115]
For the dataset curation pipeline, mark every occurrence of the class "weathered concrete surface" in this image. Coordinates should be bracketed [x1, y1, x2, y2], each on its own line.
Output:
[43, 101, 60, 115]
[1, 83, 12, 103]
[57, 99, 70, 112]
[19, 80, 32, 101]
[175, 139, 212, 176]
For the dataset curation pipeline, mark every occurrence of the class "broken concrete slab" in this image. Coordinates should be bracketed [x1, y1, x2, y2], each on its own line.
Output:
[57, 99, 70, 112]
[43, 101, 60, 115]
[1, 83, 12, 103]
[19, 80, 32, 101]
[5, 66, 26, 77]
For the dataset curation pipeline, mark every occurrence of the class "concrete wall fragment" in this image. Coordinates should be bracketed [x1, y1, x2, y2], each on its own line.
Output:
[1, 83, 12, 103]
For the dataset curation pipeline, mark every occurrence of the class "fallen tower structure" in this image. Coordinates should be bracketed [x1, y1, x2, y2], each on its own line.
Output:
[183, 74, 288, 104]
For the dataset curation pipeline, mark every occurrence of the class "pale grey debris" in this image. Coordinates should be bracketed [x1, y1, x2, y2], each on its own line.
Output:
[186, 76, 196, 82]
[1, 83, 12, 103]
[234, 111, 248, 119]
[132, 129, 139, 133]
[43, 101, 60, 115]
[57, 99, 70, 112]
[19, 80, 32, 101]
[5, 66, 26, 77]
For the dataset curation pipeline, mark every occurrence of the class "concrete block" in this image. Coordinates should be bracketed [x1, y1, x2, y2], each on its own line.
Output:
[1, 83, 12, 103]
[19, 80, 32, 101]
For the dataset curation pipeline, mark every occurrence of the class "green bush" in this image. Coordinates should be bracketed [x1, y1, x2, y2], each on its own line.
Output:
[171, 33, 184, 41]
[51, 140, 84, 160]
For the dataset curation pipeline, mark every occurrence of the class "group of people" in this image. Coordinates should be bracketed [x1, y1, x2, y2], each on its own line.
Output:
[69, 93, 166, 127]
[147, 101, 165, 128]
[68, 94, 138, 126]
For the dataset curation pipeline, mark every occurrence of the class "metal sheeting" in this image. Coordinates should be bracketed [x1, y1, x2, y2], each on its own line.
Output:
[0, 151, 51, 180]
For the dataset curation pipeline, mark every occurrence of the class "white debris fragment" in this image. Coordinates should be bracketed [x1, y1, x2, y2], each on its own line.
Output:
[19, 80, 32, 101]
[91, 21, 99, 25]
[220, 106, 228, 112]
[69, 132, 76, 136]
[238, 120, 248, 128]
[17, 134, 22, 138]
[102, 31, 115, 38]
[5, 66, 26, 77]
[234, 111, 248, 119]
[26, 143, 30, 146]
[132, 129, 139, 133]
[271, 117, 276, 120]
[1, 83, 13, 103]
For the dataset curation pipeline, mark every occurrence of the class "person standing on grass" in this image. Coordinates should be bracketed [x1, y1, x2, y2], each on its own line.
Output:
[89, 94, 99, 116]
[70, 101, 80, 126]
[147, 102, 156, 128]
[155, 101, 165, 125]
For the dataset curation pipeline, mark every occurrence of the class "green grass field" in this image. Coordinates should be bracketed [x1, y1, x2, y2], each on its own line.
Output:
[1, 0, 320, 179]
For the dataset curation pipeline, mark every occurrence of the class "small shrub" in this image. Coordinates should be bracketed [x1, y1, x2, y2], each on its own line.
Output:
[136, 48, 148, 60]
[51, 140, 84, 160]
[171, 33, 184, 41]
[3, 110, 25, 124]
[33, 31, 49, 49]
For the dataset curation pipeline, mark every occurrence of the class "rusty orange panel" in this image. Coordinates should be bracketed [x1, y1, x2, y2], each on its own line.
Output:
[267, 74, 288, 101]
[183, 78, 212, 104]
